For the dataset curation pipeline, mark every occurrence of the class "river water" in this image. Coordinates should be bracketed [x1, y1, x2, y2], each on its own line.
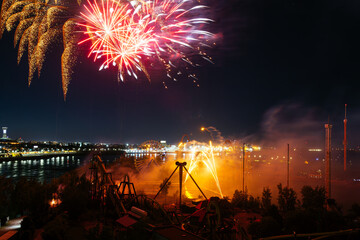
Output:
[0, 152, 181, 183]
[0, 154, 121, 183]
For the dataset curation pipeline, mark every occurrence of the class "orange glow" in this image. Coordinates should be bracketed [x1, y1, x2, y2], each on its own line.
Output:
[184, 141, 223, 198]
[49, 193, 61, 207]
[49, 198, 58, 208]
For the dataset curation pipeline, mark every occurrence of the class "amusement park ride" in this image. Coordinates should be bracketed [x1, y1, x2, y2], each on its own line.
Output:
[154, 161, 208, 206]
[89, 153, 236, 240]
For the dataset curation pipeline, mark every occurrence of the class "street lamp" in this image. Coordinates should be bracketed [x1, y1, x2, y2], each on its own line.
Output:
[200, 127, 213, 141]
[243, 143, 246, 192]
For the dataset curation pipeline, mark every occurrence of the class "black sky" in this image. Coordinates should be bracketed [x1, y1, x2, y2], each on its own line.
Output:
[1, 0, 360, 145]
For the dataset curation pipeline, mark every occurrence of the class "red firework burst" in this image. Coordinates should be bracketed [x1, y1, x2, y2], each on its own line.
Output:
[79, 0, 157, 80]
[79, 0, 214, 82]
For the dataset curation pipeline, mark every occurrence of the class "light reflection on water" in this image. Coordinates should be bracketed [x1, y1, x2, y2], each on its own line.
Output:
[0, 154, 121, 183]
[0, 156, 81, 183]
[0, 153, 187, 183]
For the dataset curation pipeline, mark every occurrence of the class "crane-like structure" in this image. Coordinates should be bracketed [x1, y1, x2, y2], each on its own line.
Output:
[325, 123, 332, 199]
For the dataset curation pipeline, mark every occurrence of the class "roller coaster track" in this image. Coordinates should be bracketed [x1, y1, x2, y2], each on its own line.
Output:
[89, 154, 172, 224]
[90, 154, 127, 216]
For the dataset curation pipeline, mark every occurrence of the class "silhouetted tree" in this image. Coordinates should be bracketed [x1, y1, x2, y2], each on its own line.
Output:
[261, 187, 282, 225]
[231, 190, 260, 210]
[261, 187, 272, 211]
[60, 174, 90, 220]
[12, 177, 52, 224]
[265, 204, 283, 226]
[301, 185, 326, 210]
[231, 190, 246, 208]
[277, 183, 297, 212]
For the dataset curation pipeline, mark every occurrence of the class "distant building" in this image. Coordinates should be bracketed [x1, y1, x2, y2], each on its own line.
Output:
[2, 127, 8, 139]
[160, 140, 168, 147]
[0, 127, 18, 147]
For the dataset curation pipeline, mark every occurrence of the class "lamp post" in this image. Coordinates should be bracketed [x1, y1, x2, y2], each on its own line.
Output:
[200, 127, 213, 141]
[287, 143, 290, 188]
[243, 143, 246, 192]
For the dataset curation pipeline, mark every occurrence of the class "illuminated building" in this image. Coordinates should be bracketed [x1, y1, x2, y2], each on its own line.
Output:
[2, 127, 8, 139]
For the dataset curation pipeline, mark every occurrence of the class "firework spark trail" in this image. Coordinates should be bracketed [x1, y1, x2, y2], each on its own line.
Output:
[0, 0, 83, 98]
[184, 141, 223, 198]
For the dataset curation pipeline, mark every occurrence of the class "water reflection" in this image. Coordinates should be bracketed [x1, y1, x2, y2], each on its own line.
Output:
[0, 154, 120, 183]
[0, 153, 184, 183]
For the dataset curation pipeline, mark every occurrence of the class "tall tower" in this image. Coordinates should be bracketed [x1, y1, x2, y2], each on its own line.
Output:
[343, 104, 347, 171]
[325, 123, 332, 199]
[287, 143, 290, 188]
[2, 127, 8, 139]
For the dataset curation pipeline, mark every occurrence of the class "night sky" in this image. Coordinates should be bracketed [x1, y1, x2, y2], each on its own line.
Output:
[1, 0, 360, 145]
